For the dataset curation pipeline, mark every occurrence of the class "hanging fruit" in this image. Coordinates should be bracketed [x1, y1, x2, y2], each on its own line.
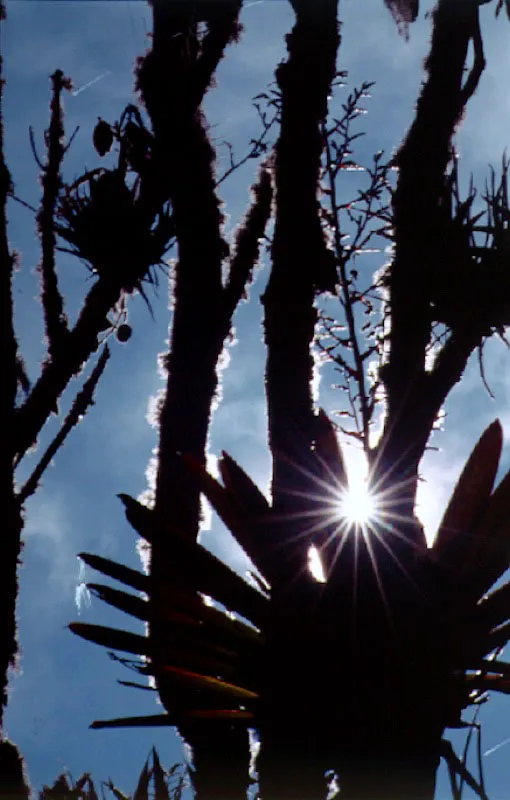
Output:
[116, 324, 132, 343]
[123, 121, 152, 174]
[93, 118, 114, 157]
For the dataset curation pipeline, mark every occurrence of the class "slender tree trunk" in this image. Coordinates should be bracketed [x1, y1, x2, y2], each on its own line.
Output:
[137, 4, 252, 797]
[180, 722, 252, 800]
[0, 7, 32, 797]
[0, 0, 21, 730]
[375, 0, 486, 514]
[259, 4, 340, 797]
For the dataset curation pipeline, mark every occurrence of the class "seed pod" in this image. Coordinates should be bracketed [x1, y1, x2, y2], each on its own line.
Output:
[116, 323, 132, 343]
[124, 121, 152, 173]
[93, 118, 114, 157]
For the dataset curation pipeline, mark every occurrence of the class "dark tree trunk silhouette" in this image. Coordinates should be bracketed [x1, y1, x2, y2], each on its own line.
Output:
[0, 0, 21, 732]
[258, 1, 340, 797]
[373, 0, 487, 520]
[135, 3, 270, 797]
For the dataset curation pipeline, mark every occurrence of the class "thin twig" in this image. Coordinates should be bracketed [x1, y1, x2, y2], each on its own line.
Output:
[17, 346, 110, 504]
[36, 68, 70, 360]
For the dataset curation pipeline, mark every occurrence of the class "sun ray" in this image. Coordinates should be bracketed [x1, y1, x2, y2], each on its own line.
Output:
[262, 427, 434, 599]
[361, 526, 397, 635]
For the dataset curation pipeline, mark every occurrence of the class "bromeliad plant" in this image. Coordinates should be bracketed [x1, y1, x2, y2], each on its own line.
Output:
[38, 748, 187, 800]
[55, 103, 176, 314]
[71, 412, 510, 799]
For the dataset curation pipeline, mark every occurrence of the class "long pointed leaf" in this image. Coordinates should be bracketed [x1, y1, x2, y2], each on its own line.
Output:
[88, 583, 201, 631]
[150, 582, 213, 620]
[434, 420, 502, 560]
[219, 453, 271, 517]
[159, 665, 258, 701]
[103, 781, 130, 800]
[314, 409, 348, 487]
[183, 709, 253, 720]
[478, 580, 510, 631]
[152, 748, 169, 800]
[464, 468, 510, 595]
[133, 759, 152, 800]
[149, 591, 260, 661]
[187, 455, 291, 586]
[90, 714, 175, 730]
[475, 659, 510, 676]
[464, 673, 510, 694]
[118, 493, 160, 541]
[149, 582, 261, 648]
[190, 600, 262, 646]
[127, 577, 259, 655]
[484, 620, 510, 654]
[179, 456, 244, 538]
[71, 619, 241, 679]
[117, 680, 156, 691]
[79, 552, 148, 593]
[219, 453, 282, 582]
[153, 645, 239, 681]
[440, 739, 489, 800]
[118, 495, 269, 626]
[69, 622, 150, 656]
[88, 584, 149, 621]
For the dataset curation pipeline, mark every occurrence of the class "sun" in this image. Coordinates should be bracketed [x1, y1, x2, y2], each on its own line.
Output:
[339, 480, 378, 526]
[306, 474, 383, 584]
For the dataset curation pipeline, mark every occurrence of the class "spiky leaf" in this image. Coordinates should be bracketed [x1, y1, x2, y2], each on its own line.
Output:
[433, 420, 502, 561]
[159, 665, 258, 701]
[218, 453, 281, 581]
[484, 620, 510, 654]
[119, 495, 269, 626]
[478, 580, 510, 631]
[88, 584, 149, 621]
[133, 759, 152, 800]
[117, 680, 156, 691]
[90, 714, 175, 730]
[152, 748, 169, 800]
[79, 552, 148, 593]
[314, 409, 348, 487]
[219, 452, 271, 517]
[184, 709, 253, 720]
[69, 622, 150, 656]
[464, 468, 510, 595]
[180, 456, 247, 545]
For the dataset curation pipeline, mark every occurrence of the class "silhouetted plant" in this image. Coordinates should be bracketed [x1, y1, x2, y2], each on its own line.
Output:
[37, 748, 187, 800]
[2, 0, 509, 798]
[68, 1, 510, 798]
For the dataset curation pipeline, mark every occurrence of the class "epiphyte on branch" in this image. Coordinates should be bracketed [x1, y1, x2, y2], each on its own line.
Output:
[93, 118, 114, 158]
[116, 324, 132, 343]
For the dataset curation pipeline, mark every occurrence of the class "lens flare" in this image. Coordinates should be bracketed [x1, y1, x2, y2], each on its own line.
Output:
[339, 480, 378, 526]
[308, 545, 327, 583]
[277, 432, 425, 596]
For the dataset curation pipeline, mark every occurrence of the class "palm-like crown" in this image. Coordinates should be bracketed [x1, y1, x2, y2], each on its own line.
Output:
[70, 415, 510, 785]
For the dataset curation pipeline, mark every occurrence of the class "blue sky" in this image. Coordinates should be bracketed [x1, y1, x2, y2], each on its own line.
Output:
[4, 0, 510, 797]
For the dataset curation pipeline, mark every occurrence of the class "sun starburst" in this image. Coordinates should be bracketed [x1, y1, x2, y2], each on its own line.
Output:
[338, 479, 379, 526]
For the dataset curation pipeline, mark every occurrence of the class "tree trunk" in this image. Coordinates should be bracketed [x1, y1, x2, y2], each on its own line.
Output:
[180, 723, 251, 800]
[138, 5, 251, 798]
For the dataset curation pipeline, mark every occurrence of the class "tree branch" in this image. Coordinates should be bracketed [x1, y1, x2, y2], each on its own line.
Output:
[0, 0, 23, 728]
[17, 346, 110, 504]
[376, 0, 486, 516]
[262, 0, 340, 515]
[36, 69, 70, 362]
[15, 278, 122, 462]
[223, 159, 273, 319]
